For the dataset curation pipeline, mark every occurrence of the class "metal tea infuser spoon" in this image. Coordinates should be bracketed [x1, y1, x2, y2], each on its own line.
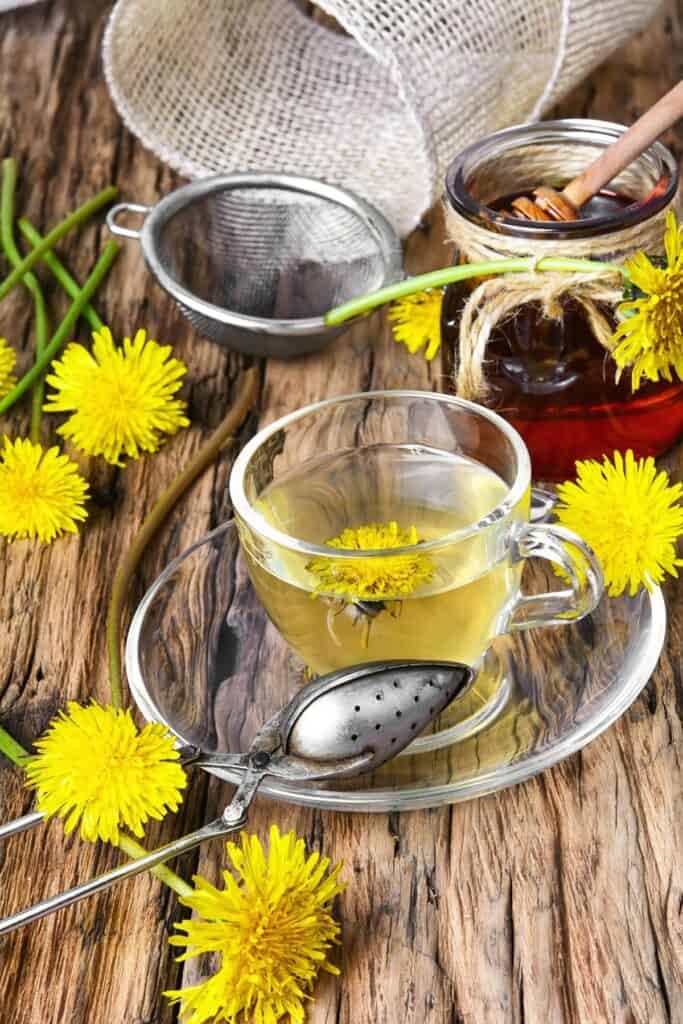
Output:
[0, 659, 471, 936]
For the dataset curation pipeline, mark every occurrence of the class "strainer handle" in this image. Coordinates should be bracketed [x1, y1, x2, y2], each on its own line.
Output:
[106, 202, 151, 240]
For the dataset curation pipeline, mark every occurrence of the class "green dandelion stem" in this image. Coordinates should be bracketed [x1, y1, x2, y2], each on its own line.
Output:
[0, 722, 192, 896]
[118, 835, 194, 898]
[0, 241, 119, 416]
[18, 218, 104, 332]
[0, 159, 51, 443]
[29, 307, 49, 443]
[324, 256, 629, 325]
[0, 723, 31, 768]
[106, 367, 260, 709]
[0, 184, 118, 303]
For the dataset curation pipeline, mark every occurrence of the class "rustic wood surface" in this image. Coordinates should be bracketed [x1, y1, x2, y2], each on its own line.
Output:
[0, 2, 682, 1022]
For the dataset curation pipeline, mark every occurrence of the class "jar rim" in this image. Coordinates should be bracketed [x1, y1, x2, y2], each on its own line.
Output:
[444, 118, 678, 240]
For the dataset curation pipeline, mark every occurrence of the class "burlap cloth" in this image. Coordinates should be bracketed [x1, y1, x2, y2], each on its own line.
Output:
[103, 0, 660, 237]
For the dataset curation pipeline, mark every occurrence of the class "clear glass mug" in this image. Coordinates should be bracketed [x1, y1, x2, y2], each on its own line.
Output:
[230, 391, 603, 733]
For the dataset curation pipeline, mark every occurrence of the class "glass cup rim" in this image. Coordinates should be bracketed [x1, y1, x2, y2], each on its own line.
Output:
[229, 389, 531, 558]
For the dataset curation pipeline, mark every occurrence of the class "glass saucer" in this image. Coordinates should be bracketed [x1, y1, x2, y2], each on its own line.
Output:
[125, 520, 666, 812]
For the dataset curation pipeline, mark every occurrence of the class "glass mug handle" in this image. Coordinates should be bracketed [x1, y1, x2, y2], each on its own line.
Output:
[506, 523, 604, 632]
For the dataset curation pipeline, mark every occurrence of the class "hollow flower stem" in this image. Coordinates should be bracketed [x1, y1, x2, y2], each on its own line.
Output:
[118, 835, 194, 898]
[324, 256, 629, 326]
[0, 723, 31, 767]
[18, 218, 104, 332]
[0, 185, 118, 303]
[0, 241, 119, 416]
[0, 159, 50, 442]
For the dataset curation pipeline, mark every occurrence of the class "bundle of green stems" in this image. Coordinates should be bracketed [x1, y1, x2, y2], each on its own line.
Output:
[0, 156, 120, 439]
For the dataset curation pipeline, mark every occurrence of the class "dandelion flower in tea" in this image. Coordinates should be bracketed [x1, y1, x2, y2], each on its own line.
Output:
[305, 519, 434, 648]
[307, 520, 434, 601]
[245, 444, 520, 675]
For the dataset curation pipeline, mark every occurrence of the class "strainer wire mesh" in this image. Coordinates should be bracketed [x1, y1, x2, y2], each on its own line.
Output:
[148, 176, 401, 326]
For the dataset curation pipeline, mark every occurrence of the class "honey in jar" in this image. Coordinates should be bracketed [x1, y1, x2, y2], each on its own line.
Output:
[442, 120, 683, 481]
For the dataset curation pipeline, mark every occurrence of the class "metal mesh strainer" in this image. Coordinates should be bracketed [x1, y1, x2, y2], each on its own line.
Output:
[106, 173, 403, 358]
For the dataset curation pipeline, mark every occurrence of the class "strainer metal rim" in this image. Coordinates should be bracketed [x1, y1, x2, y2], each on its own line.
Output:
[138, 172, 404, 336]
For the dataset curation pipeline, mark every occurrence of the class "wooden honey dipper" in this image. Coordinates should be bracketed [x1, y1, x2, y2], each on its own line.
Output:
[508, 81, 683, 222]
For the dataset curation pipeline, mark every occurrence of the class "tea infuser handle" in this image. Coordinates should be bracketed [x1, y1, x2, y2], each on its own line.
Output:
[0, 809, 44, 841]
[0, 755, 268, 936]
[106, 202, 150, 240]
[506, 522, 604, 632]
[0, 817, 232, 937]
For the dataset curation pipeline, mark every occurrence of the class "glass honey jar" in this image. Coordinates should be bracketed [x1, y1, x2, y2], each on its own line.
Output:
[442, 120, 683, 480]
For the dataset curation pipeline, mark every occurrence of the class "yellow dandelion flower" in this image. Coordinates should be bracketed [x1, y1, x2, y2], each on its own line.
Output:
[306, 520, 434, 600]
[388, 288, 443, 360]
[0, 337, 17, 397]
[166, 825, 345, 1024]
[0, 437, 89, 544]
[44, 326, 189, 466]
[612, 211, 683, 388]
[556, 449, 683, 597]
[25, 701, 187, 844]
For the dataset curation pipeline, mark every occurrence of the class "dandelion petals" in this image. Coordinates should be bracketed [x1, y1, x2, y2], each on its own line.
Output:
[557, 449, 683, 597]
[44, 326, 189, 466]
[388, 289, 443, 361]
[25, 701, 186, 844]
[306, 520, 434, 600]
[0, 337, 17, 397]
[0, 437, 89, 543]
[165, 826, 345, 1024]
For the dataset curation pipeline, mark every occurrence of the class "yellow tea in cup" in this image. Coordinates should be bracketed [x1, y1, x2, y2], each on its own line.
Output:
[246, 444, 521, 676]
[231, 391, 602, 743]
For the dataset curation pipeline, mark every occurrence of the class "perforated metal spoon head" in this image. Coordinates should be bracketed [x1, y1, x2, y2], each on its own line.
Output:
[279, 660, 472, 774]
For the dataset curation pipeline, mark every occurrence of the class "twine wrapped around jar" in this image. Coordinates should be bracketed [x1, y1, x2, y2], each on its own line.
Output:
[444, 142, 677, 401]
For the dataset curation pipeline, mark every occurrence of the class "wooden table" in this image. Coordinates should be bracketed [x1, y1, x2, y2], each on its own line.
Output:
[1, 3, 682, 1021]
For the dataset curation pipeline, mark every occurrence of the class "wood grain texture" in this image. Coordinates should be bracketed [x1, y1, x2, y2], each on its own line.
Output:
[0, 2, 681, 1022]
